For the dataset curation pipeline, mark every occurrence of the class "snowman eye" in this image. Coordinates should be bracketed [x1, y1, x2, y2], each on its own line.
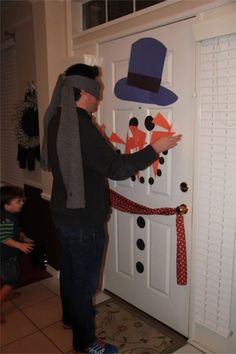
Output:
[144, 115, 155, 131]
[129, 117, 138, 126]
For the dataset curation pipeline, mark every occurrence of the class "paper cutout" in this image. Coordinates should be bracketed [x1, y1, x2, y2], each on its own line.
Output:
[125, 134, 136, 154]
[109, 132, 125, 145]
[129, 125, 147, 150]
[152, 112, 172, 131]
[152, 159, 159, 176]
[114, 38, 178, 106]
[108, 112, 175, 178]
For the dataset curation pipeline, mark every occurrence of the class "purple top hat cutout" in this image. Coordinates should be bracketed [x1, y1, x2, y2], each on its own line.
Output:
[114, 37, 178, 106]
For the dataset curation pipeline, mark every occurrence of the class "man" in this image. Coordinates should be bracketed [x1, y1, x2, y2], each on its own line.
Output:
[41, 63, 182, 354]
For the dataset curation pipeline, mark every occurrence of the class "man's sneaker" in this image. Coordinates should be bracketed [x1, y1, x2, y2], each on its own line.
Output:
[88, 339, 118, 354]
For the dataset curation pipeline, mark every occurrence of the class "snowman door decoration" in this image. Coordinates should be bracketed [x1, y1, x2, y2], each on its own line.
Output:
[108, 38, 187, 285]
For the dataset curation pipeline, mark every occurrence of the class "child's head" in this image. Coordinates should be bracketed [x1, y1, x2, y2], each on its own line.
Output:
[1, 185, 25, 213]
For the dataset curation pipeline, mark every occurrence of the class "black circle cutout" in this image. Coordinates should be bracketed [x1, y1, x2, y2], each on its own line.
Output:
[131, 175, 136, 182]
[159, 156, 165, 164]
[137, 239, 145, 250]
[136, 262, 144, 273]
[163, 150, 168, 155]
[129, 117, 138, 126]
[148, 177, 154, 185]
[139, 177, 145, 184]
[144, 116, 155, 131]
[137, 216, 145, 228]
[157, 169, 162, 176]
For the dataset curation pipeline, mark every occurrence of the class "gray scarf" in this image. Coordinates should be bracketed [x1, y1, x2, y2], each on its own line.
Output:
[41, 74, 100, 209]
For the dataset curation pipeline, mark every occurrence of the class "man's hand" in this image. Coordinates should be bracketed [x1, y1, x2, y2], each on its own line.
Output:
[151, 134, 182, 154]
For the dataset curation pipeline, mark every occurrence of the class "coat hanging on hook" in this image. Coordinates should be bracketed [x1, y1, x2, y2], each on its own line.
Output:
[15, 83, 40, 170]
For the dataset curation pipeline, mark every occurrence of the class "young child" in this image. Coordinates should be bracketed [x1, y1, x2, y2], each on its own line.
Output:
[0, 185, 34, 323]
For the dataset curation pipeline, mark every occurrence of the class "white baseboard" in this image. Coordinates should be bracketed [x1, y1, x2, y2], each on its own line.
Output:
[188, 339, 213, 354]
[46, 264, 60, 279]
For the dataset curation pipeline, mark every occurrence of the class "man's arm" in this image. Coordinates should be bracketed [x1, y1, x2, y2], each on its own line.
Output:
[81, 117, 182, 180]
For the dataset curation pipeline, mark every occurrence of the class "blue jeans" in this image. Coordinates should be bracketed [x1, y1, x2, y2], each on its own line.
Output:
[58, 225, 105, 352]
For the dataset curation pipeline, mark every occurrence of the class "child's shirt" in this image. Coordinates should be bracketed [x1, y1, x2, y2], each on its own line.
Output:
[0, 210, 20, 260]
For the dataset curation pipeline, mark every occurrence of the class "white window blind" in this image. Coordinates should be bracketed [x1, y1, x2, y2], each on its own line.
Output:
[194, 33, 236, 338]
[0, 43, 23, 187]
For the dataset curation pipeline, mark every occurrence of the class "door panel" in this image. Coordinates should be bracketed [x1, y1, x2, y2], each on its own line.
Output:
[99, 18, 195, 336]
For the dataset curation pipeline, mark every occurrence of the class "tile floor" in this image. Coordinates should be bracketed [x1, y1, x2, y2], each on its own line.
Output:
[0, 274, 204, 354]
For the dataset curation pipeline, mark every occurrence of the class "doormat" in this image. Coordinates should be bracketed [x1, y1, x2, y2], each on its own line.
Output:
[17, 253, 52, 288]
[96, 295, 187, 353]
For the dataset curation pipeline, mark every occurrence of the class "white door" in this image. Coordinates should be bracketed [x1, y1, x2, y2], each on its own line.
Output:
[98, 18, 195, 336]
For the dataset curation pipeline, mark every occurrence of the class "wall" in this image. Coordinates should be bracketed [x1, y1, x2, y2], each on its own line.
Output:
[0, 0, 62, 269]
[31, 0, 68, 198]
[1, 0, 41, 188]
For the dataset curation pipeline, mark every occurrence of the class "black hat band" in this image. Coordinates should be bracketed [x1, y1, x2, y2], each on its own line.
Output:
[127, 72, 161, 93]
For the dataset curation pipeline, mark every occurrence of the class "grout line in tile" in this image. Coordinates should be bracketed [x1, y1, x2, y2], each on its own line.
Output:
[1, 327, 39, 349]
[8, 279, 65, 351]
[39, 279, 60, 293]
[13, 292, 56, 311]
[15, 296, 59, 328]
[38, 327, 64, 354]
[2, 309, 64, 353]
[39, 321, 66, 353]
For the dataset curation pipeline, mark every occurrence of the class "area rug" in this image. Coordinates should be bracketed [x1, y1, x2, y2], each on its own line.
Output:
[17, 252, 52, 288]
[96, 295, 187, 353]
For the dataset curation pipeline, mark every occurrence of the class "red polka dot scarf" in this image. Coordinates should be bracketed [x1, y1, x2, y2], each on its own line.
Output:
[109, 188, 187, 285]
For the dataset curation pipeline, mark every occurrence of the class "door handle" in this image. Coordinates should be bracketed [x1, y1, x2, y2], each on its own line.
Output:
[176, 204, 188, 215]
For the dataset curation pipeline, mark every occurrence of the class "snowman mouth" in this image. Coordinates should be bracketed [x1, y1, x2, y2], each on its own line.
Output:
[109, 188, 187, 286]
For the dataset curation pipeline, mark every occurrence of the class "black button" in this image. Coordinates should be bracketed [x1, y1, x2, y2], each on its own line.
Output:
[136, 239, 145, 250]
[136, 262, 144, 273]
[148, 177, 154, 185]
[137, 216, 145, 228]
[159, 157, 165, 164]
[139, 176, 145, 184]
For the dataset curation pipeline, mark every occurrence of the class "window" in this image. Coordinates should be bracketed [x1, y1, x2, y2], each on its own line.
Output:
[108, 0, 133, 22]
[82, 0, 166, 30]
[82, 0, 106, 30]
[194, 33, 236, 338]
